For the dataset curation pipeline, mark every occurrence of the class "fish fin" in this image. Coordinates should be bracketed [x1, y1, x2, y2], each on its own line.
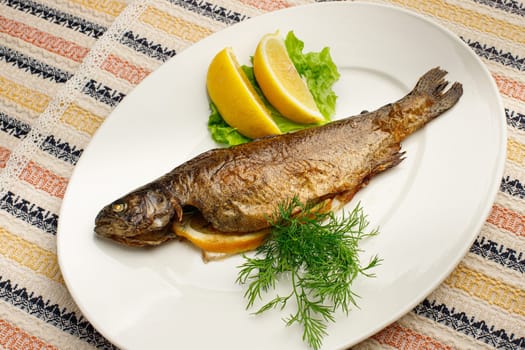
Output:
[315, 147, 405, 213]
[368, 156, 404, 189]
[170, 198, 184, 222]
[413, 67, 463, 117]
[371, 148, 405, 176]
[359, 145, 405, 189]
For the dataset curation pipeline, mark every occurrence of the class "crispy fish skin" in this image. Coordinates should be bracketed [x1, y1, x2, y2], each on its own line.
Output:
[95, 67, 463, 246]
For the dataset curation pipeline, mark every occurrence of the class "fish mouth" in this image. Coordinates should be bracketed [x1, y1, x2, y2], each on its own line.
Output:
[94, 217, 128, 237]
[94, 212, 178, 247]
[101, 229, 177, 247]
[95, 220, 176, 246]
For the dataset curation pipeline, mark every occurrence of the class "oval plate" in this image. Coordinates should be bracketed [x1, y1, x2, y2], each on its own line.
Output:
[57, 2, 506, 349]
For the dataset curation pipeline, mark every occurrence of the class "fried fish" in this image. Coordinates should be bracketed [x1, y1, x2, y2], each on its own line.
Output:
[94, 67, 463, 247]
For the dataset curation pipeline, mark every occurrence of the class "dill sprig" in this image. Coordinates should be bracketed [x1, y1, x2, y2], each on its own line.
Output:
[236, 197, 381, 350]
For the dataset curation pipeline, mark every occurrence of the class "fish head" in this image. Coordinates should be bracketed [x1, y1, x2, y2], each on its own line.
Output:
[94, 186, 177, 243]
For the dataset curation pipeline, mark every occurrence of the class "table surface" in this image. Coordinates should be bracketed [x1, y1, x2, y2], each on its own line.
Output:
[0, 0, 523, 349]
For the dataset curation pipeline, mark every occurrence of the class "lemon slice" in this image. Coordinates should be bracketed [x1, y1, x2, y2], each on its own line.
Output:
[253, 32, 324, 124]
[172, 195, 350, 259]
[206, 48, 281, 139]
[173, 213, 269, 254]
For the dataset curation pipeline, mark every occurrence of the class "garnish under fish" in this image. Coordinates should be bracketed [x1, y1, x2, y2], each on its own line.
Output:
[94, 67, 463, 247]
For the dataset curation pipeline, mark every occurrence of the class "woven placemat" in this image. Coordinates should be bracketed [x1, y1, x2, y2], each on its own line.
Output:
[0, 0, 523, 348]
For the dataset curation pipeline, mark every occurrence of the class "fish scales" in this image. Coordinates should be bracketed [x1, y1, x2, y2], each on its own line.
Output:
[176, 116, 396, 232]
[94, 67, 463, 246]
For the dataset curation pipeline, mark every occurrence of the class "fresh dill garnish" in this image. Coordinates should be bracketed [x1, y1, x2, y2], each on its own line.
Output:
[236, 197, 381, 350]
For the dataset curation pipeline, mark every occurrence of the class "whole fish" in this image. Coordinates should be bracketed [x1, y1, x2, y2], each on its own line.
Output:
[95, 67, 462, 246]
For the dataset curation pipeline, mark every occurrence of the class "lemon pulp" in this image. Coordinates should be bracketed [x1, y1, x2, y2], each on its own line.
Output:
[206, 47, 281, 139]
[173, 213, 269, 254]
[253, 32, 324, 124]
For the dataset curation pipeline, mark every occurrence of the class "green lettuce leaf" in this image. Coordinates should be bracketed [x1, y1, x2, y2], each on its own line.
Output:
[208, 31, 340, 146]
[285, 31, 340, 120]
[207, 103, 251, 146]
[242, 65, 310, 134]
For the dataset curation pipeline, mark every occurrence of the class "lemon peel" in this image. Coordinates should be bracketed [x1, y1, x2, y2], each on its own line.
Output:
[173, 214, 269, 254]
[253, 32, 324, 124]
[206, 48, 281, 139]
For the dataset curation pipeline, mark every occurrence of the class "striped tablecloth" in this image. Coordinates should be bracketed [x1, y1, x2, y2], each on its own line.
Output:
[0, 0, 523, 349]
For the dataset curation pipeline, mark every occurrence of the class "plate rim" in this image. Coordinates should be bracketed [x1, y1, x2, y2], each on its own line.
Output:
[57, 1, 507, 348]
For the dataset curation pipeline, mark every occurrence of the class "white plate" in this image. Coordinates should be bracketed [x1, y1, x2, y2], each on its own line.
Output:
[57, 2, 506, 349]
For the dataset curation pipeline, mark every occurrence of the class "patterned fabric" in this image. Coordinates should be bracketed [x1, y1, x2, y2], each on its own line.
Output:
[0, 0, 523, 349]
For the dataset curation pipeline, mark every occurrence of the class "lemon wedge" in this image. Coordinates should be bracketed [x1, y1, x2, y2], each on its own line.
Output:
[253, 32, 324, 124]
[173, 213, 269, 254]
[172, 196, 347, 259]
[206, 48, 281, 139]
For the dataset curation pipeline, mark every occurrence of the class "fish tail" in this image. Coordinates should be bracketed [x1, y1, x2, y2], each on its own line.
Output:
[413, 67, 463, 118]
[377, 67, 463, 142]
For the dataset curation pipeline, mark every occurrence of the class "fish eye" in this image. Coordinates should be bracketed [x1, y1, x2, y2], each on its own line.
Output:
[111, 203, 127, 213]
